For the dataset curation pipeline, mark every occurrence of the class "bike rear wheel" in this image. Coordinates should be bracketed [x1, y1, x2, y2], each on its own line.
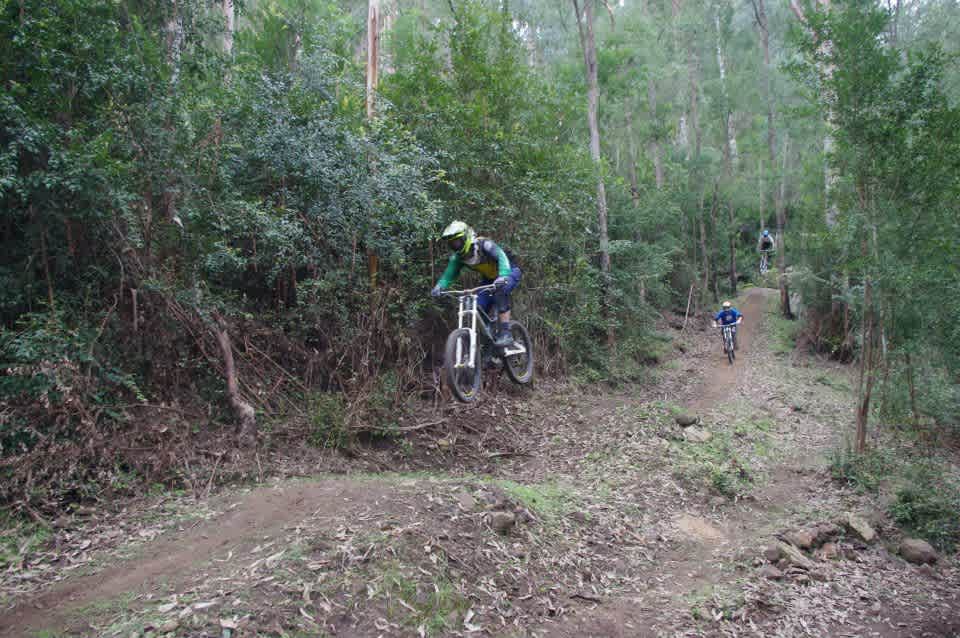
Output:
[502, 320, 534, 385]
[445, 328, 481, 403]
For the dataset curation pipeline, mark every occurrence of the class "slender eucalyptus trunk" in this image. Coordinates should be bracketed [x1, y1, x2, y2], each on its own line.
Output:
[366, 0, 380, 121]
[647, 76, 664, 189]
[573, 0, 613, 346]
[715, 5, 736, 173]
[698, 188, 710, 301]
[777, 135, 792, 317]
[855, 261, 874, 454]
[709, 184, 720, 301]
[789, 0, 838, 225]
[221, 0, 234, 56]
[625, 107, 640, 206]
[688, 46, 702, 162]
[728, 202, 737, 293]
[641, 0, 664, 189]
[166, 1, 184, 85]
[366, 0, 381, 289]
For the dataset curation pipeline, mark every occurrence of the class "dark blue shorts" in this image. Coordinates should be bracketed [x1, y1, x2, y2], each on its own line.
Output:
[478, 267, 521, 316]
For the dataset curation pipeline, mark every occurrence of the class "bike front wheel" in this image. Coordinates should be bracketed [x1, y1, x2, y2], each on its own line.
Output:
[445, 328, 482, 403]
[502, 320, 534, 385]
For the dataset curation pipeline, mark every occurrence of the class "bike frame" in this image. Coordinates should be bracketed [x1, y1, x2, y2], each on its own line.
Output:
[721, 324, 736, 350]
[759, 249, 772, 273]
[444, 285, 527, 370]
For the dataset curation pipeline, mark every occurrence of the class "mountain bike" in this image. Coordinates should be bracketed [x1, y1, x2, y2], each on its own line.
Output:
[714, 321, 739, 365]
[759, 249, 772, 276]
[440, 284, 534, 403]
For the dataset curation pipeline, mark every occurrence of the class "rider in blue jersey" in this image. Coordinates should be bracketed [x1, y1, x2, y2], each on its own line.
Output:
[713, 301, 743, 350]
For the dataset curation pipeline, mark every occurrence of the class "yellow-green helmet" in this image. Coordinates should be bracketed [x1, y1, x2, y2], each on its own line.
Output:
[441, 220, 475, 256]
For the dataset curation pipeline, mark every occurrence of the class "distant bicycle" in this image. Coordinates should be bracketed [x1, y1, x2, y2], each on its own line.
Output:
[440, 284, 534, 403]
[759, 249, 773, 276]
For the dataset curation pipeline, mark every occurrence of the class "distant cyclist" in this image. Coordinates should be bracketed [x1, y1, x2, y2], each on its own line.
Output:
[431, 221, 521, 347]
[713, 301, 743, 350]
[758, 229, 775, 253]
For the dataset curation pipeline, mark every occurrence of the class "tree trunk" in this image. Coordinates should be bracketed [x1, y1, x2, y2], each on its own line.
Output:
[777, 134, 792, 317]
[709, 183, 720, 301]
[647, 76, 664, 189]
[698, 189, 710, 302]
[573, 0, 613, 346]
[642, 0, 664, 190]
[214, 317, 256, 441]
[751, 0, 776, 214]
[625, 107, 640, 206]
[166, 0, 184, 85]
[366, 0, 380, 121]
[728, 202, 737, 293]
[221, 0, 235, 56]
[366, 0, 381, 289]
[788, 0, 838, 226]
[855, 268, 874, 454]
[758, 159, 765, 230]
[715, 5, 736, 175]
[905, 351, 918, 429]
[757, 0, 776, 170]
[688, 46, 702, 162]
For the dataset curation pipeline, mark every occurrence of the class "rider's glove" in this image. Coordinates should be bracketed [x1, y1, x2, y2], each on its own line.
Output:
[494, 276, 510, 289]
[431, 284, 444, 298]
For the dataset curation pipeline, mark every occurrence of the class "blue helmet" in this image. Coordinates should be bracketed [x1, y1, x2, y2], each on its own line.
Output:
[762, 229, 770, 237]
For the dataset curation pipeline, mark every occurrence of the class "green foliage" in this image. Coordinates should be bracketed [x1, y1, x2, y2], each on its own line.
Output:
[767, 297, 801, 355]
[380, 566, 470, 635]
[828, 447, 894, 492]
[676, 432, 756, 499]
[831, 444, 960, 550]
[0, 514, 50, 569]
[889, 463, 960, 551]
[489, 479, 576, 522]
[307, 392, 347, 449]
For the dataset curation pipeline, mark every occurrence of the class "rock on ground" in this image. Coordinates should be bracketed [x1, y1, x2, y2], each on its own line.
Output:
[683, 426, 712, 443]
[758, 564, 784, 580]
[785, 528, 816, 549]
[900, 538, 938, 565]
[489, 511, 516, 534]
[844, 512, 877, 543]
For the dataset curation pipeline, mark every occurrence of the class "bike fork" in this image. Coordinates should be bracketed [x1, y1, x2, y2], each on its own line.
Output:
[455, 295, 479, 369]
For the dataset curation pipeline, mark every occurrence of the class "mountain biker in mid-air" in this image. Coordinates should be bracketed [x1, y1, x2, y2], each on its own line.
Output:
[431, 221, 521, 347]
[758, 229, 775, 253]
[713, 301, 743, 350]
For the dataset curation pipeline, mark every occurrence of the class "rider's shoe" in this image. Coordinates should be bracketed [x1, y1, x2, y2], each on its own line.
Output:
[494, 323, 513, 347]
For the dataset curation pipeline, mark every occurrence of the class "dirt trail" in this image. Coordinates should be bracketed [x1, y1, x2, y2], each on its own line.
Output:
[689, 287, 766, 410]
[0, 481, 399, 637]
[541, 288, 778, 638]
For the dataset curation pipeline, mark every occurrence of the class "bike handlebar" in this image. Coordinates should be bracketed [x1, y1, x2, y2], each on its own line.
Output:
[440, 284, 498, 296]
[713, 320, 742, 328]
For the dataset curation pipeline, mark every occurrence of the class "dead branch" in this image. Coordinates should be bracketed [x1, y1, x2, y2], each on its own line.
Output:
[213, 315, 256, 441]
